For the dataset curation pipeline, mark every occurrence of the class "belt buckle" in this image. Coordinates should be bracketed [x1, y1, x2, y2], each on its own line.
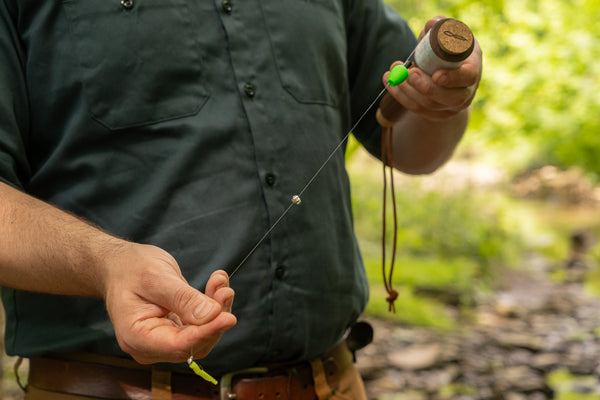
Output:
[220, 367, 268, 400]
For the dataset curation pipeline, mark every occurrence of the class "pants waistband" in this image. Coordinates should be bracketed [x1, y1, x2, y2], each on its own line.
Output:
[26, 342, 354, 400]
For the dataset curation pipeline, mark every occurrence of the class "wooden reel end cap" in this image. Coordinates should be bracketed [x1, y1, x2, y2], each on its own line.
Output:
[431, 18, 475, 62]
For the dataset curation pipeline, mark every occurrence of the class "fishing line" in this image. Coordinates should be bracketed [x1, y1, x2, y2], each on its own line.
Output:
[229, 46, 419, 279]
[229, 48, 422, 281]
[188, 75, 400, 385]
[189, 17, 475, 382]
[229, 83, 394, 279]
[230, 17, 475, 294]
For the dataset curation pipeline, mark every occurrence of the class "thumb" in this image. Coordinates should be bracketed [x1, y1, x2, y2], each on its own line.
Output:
[152, 276, 222, 325]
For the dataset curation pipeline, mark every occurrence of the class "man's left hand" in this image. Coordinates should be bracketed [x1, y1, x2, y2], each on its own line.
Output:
[383, 16, 483, 121]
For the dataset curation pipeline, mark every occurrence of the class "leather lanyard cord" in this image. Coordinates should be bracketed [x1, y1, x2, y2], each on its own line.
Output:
[381, 126, 399, 312]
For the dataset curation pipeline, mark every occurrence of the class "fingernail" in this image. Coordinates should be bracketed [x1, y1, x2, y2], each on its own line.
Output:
[193, 300, 215, 320]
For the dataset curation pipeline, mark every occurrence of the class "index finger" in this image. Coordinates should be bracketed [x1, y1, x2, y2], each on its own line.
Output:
[418, 15, 446, 41]
[205, 269, 230, 299]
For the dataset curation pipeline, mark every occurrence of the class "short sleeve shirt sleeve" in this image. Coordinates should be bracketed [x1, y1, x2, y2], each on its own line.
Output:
[0, 1, 31, 189]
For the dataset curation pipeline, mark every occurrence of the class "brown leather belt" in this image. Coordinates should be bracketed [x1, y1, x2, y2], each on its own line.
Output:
[27, 342, 352, 400]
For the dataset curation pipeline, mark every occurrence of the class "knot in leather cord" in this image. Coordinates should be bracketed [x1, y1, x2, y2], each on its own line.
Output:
[386, 290, 398, 313]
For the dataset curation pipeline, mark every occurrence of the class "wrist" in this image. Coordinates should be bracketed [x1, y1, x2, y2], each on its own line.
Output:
[94, 237, 135, 299]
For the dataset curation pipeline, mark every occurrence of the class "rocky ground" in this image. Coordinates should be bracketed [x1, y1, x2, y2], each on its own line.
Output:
[357, 258, 600, 400]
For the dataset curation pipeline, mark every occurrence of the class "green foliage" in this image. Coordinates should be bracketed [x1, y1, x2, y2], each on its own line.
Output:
[438, 382, 478, 399]
[348, 150, 527, 326]
[547, 368, 600, 400]
[351, 170, 523, 280]
[365, 285, 457, 330]
[369, 256, 479, 289]
[584, 246, 600, 296]
[386, 0, 600, 178]
[364, 256, 479, 329]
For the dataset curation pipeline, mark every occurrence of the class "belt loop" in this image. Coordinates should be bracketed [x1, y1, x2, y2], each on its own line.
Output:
[14, 357, 28, 392]
[309, 357, 332, 400]
[151, 366, 172, 400]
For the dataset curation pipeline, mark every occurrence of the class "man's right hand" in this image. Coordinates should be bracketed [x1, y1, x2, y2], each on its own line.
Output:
[103, 243, 237, 364]
[0, 182, 235, 364]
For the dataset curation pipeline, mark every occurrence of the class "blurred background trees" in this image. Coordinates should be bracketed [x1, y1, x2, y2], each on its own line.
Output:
[350, 0, 600, 322]
[389, 0, 600, 177]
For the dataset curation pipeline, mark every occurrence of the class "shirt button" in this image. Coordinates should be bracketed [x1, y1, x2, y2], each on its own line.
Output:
[244, 83, 256, 98]
[275, 266, 285, 279]
[265, 173, 276, 186]
[121, 0, 134, 9]
[222, 0, 233, 14]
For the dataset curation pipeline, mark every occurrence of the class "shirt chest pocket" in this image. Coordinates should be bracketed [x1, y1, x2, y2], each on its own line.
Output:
[261, 0, 348, 106]
[63, 0, 209, 130]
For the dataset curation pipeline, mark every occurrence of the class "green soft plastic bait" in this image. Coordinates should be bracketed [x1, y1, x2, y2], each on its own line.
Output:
[188, 359, 218, 385]
[387, 65, 409, 86]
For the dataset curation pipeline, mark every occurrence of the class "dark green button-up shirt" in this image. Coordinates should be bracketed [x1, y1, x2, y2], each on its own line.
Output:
[0, 0, 415, 373]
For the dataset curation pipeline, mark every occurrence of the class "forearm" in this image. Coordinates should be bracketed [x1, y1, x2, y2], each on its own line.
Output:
[0, 182, 125, 297]
[391, 107, 469, 175]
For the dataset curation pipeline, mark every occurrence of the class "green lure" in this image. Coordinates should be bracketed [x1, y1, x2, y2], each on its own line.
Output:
[188, 358, 218, 385]
[387, 65, 409, 87]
